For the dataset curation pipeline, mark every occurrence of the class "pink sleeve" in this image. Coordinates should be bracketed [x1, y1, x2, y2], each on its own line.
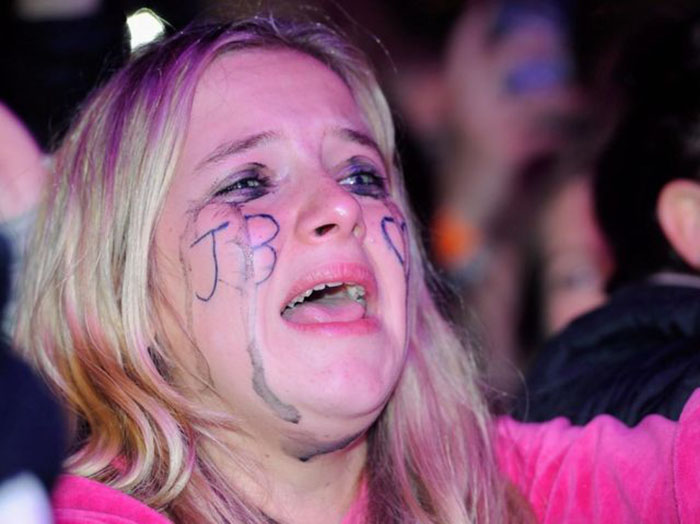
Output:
[52, 475, 173, 524]
[497, 388, 700, 522]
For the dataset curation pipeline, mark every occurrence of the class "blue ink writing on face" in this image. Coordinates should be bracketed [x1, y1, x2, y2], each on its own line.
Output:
[244, 213, 280, 285]
[190, 221, 229, 301]
[381, 216, 408, 269]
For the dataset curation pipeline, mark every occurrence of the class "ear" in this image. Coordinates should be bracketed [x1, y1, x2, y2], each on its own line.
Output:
[657, 179, 700, 269]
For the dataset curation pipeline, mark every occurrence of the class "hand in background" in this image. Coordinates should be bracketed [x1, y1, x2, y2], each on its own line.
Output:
[442, 0, 582, 232]
[0, 103, 47, 222]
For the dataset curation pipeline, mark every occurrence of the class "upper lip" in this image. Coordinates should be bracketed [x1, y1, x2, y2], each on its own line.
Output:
[279, 262, 378, 316]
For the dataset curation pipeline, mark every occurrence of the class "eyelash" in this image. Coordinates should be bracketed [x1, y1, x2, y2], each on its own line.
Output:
[339, 163, 388, 198]
[213, 168, 271, 203]
[212, 161, 387, 203]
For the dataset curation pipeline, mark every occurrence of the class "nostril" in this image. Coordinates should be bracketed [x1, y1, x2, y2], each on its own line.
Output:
[314, 223, 337, 236]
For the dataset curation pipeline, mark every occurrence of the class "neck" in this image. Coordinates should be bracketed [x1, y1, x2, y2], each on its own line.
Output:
[212, 427, 368, 524]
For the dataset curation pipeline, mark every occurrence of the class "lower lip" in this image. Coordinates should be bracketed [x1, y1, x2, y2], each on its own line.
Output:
[281, 316, 380, 336]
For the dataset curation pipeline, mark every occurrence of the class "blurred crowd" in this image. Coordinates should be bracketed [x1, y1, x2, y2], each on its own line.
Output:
[3, 0, 700, 520]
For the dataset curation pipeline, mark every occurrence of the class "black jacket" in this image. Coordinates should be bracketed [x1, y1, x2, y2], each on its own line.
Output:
[514, 281, 700, 426]
[0, 234, 64, 490]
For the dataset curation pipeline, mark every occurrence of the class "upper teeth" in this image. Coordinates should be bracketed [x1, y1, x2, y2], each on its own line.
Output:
[284, 282, 366, 310]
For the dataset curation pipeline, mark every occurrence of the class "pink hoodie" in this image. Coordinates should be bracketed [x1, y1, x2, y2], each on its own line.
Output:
[53, 388, 700, 523]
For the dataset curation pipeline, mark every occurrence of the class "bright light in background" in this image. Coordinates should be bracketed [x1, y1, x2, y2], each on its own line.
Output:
[126, 8, 165, 51]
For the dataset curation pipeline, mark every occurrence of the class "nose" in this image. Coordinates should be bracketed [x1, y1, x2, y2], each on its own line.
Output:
[295, 177, 365, 244]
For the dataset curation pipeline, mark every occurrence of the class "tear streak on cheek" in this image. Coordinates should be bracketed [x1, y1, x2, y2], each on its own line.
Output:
[283, 430, 364, 462]
[247, 341, 301, 424]
[183, 204, 299, 424]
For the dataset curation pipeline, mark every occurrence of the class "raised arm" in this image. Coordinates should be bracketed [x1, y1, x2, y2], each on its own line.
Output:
[498, 388, 700, 522]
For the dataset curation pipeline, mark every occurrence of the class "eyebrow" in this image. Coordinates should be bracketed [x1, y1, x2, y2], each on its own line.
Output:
[195, 131, 281, 172]
[194, 127, 383, 172]
[331, 127, 383, 160]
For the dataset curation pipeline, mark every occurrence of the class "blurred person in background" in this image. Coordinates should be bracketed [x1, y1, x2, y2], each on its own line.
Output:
[535, 174, 611, 336]
[1, 0, 123, 335]
[517, 167, 612, 354]
[515, 5, 700, 425]
[430, 0, 585, 402]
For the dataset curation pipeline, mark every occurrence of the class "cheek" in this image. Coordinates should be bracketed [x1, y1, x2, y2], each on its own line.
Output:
[366, 200, 410, 341]
[377, 200, 410, 277]
[180, 204, 256, 357]
[187, 205, 251, 302]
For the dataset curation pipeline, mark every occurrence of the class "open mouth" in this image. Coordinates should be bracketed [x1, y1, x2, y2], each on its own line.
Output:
[281, 282, 367, 324]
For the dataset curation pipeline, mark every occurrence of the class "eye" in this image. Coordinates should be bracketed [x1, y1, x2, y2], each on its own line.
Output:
[339, 161, 388, 198]
[213, 165, 271, 203]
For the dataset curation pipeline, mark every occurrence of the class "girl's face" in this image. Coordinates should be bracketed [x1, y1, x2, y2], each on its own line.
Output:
[155, 49, 408, 456]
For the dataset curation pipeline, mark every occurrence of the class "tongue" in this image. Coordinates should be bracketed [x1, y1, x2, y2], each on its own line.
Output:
[283, 295, 365, 324]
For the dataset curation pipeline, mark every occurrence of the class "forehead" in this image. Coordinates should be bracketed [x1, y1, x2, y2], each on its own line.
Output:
[188, 48, 369, 137]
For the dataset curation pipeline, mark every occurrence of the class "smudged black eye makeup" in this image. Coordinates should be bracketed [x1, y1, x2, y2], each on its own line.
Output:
[213, 164, 272, 203]
[338, 158, 388, 198]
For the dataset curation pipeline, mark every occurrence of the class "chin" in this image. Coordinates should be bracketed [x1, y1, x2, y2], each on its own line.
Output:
[296, 353, 403, 423]
[254, 305, 407, 428]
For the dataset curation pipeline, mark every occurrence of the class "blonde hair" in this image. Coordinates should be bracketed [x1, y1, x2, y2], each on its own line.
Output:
[17, 16, 518, 523]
